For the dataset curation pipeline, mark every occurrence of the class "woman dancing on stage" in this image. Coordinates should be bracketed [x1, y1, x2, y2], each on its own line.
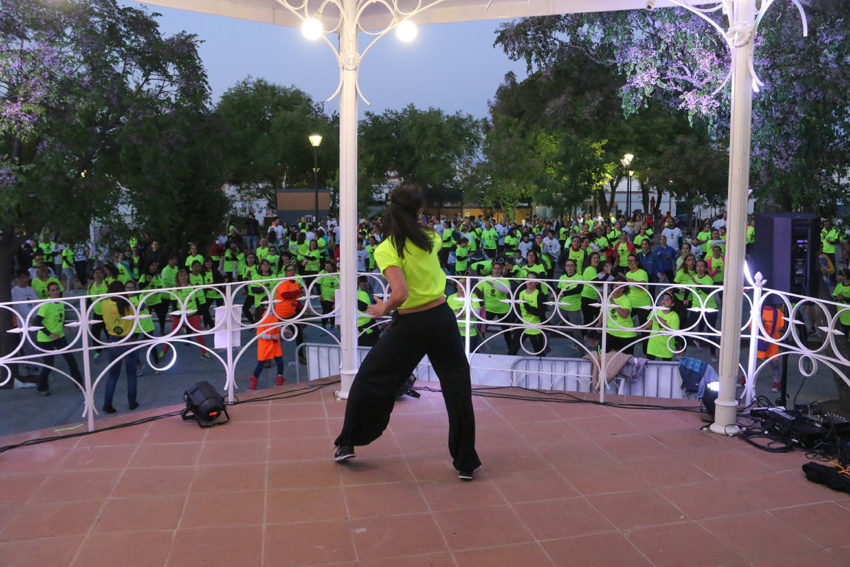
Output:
[333, 185, 481, 480]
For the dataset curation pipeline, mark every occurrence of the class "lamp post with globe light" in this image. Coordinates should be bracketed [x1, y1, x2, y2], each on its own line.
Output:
[620, 153, 634, 217]
[309, 134, 322, 222]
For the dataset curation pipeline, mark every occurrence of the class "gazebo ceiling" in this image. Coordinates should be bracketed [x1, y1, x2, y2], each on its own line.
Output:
[137, 0, 706, 29]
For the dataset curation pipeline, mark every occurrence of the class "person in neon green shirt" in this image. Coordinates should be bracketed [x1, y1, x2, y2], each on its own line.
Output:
[302, 239, 322, 281]
[161, 256, 179, 288]
[604, 276, 636, 355]
[673, 254, 699, 326]
[447, 282, 482, 351]
[745, 218, 755, 257]
[265, 246, 281, 276]
[125, 279, 160, 375]
[633, 226, 650, 249]
[317, 259, 340, 329]
[580, 252, 602, 348]
[184, 243, 204, 269]
[138, 261, 167, 335]
[481, 222, 498, 259]
[519, 250, 546, 279]
[822, 220, 841, 283]
[707, 245, 725, 284]
[509, 273, 548, 356]
[695, 221, 712, 257]
[333, 185, 480, 480]
[357, 276, 379, 346]
[163, 269, 210, 360]
[34, 281, 83, 394]
[454, 238, 470, 275]
[223, 243, 244, 282]
[102, 280, 139, 413]
[60, 243, 75, 290]
[694, 259, 719, 361]
[439, 221, 455, 269]
[470, 257, 493, 276]
[479, 262, 513, 350]
[643, 292, 680, 360]
[31, 266, 63, 300]
[564, 236, 587, 274]
[833, 269, 850, 337]
[614, 233, 634, 275]
[625, 253, 652, 327]
[503, 228, 519, 258]
[557, 258, 584, 349]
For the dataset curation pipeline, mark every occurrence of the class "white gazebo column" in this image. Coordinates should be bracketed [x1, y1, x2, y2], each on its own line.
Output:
[337, 0, 359, 399]
[711, 0, 755, 435]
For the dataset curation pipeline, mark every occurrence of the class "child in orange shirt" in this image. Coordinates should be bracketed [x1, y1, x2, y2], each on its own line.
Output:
[248, 311, 290, 390]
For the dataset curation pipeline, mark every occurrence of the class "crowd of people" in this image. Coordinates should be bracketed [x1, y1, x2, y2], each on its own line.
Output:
[10, 208, 850, 402]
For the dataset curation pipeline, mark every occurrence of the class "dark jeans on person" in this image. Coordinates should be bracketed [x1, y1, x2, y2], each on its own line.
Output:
[152, 301, 171, 335]
[252, 356, 283, 377]
[37, 336, 83, 392]
[603, 333, 635, 356]
[103, 335, 139, 408]
[320, 300, 335, 328]
[508, 330, 545, 356]
[484, 310, 513, 350]
[697, 311, 719, 355]
[581, 297, 600, 340]
[198, 300, 213, 329]
[334, 301, 481, 473]
[74, 260, 88, 287]
[358, 327, 379, 347]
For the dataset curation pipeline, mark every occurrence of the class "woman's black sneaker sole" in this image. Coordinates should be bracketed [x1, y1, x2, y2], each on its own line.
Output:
[333, 445, 356, 462]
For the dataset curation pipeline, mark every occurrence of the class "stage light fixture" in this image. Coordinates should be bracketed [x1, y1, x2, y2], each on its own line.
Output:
[181, 381, 230, 428]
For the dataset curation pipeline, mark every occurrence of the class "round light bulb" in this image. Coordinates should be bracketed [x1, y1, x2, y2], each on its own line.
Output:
[395, 20, 418, 43]
[301, 17, 324, 40]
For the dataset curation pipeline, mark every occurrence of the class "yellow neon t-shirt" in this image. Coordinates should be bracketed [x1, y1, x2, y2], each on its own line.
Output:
[374, 231, 445, 310]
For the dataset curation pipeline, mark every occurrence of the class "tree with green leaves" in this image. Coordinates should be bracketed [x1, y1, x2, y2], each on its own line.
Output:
[495, 2, 850, 215]
[482, 48, 726, 219]
[214, 78, 335, 209]
[358, 104, 481, 210]
[0, 0, 217, 367]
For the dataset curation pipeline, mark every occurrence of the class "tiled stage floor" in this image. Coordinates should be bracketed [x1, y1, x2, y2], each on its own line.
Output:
[1, 379, 849, 567]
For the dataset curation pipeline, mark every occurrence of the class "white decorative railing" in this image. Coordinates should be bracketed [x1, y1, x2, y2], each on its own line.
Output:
[2, 271, 848, 433]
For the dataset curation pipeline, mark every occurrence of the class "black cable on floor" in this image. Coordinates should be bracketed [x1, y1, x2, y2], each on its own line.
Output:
[0, 380, 341, 454]
[417, 384, 705, 413]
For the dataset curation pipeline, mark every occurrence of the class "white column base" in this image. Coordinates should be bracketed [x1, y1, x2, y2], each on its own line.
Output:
[335, 369, 356, 400]
[710, 400, 741, 436]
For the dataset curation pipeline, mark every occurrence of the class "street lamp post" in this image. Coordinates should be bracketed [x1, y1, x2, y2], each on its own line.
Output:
[309, 134, 322, 222]
[620, 153, 634, 217]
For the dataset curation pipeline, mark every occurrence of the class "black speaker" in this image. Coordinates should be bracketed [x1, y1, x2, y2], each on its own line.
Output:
[181, 381, 230, 427]
[752, 213, 819, 296]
